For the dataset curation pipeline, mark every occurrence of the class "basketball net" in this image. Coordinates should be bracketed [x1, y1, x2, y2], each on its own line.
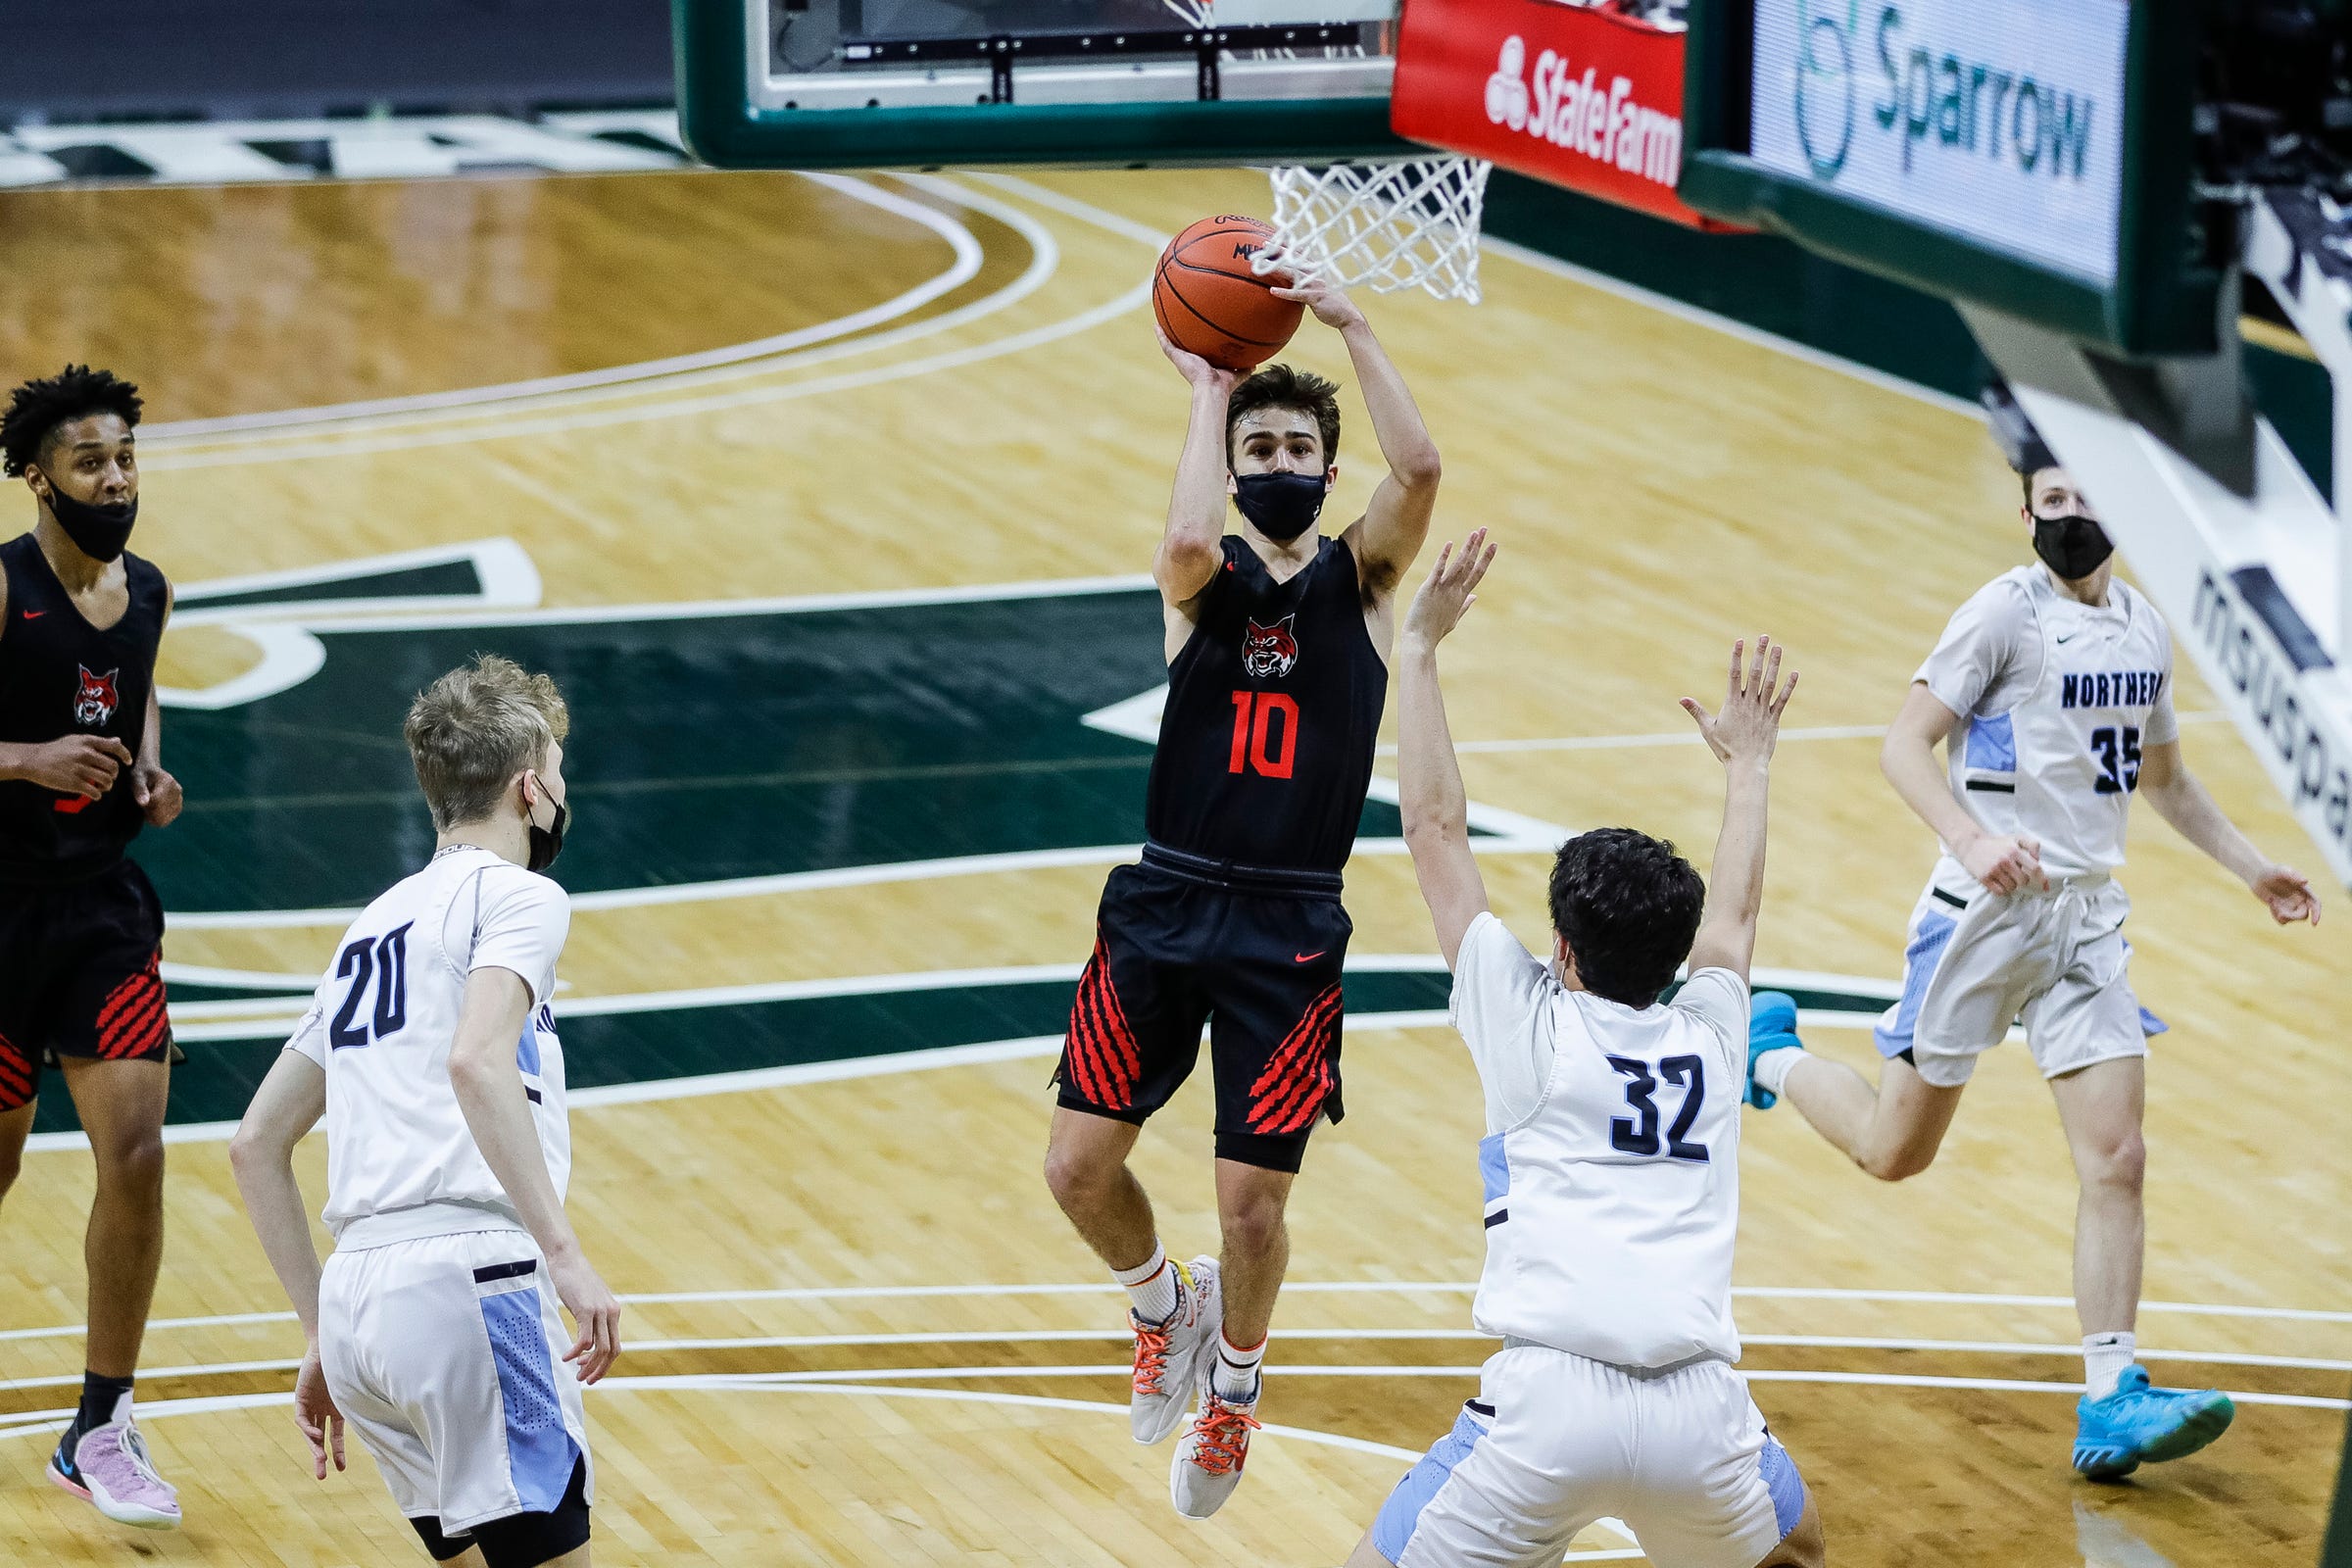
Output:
[1257, 158, 1494, 304]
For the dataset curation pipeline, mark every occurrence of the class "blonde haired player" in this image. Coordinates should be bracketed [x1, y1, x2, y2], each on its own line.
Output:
[1744, 458, 2321, 1479]
[231, 654, 619, 1568]
[1358, 529, 1823, 1568]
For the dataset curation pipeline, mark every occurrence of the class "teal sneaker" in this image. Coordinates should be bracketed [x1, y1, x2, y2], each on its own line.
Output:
[2073, 1366, 2235, 1479]
[1745, 991, 1803, 1109]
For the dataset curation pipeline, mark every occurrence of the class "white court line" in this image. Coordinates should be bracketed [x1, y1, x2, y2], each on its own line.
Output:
[1378, 710, 2234, 758]
[146, 173, 985, 438]
[1481, 235, 1984, 421]
[164, 838, 1553, 932]
[144, 174, 1104, 468]
[13, 1280, 2350, 1347]
[2, 1326, 2289, 1384]
[12, 1323, 2335, 1378]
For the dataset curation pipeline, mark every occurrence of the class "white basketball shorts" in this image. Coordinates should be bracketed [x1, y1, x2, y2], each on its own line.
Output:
[1371, 1345, 1805, 1568]
[1874, 873, 2156, 1089]
[318, 1228, 595, 1534]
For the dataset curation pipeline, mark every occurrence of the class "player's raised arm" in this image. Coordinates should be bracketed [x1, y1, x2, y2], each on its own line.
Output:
[447, 965, 622, 1383]
[1275, 278, 1441, 596]
[1152, 325, 1239, 607]
[1397, 529, 1496, 969]
[1680, 638, 1797, 983]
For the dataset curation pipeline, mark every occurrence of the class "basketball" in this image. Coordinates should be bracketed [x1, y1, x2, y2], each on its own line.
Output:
[1152, 214, 1304, 371]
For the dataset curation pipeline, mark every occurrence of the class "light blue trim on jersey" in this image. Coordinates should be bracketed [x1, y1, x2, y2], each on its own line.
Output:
[1373, 1406, 1490, 1564]
[1965, 711, 2017, 771]
[515, 1014, 542, 1076]
[1874, 909, 1958, 1060]
[1477, 1135, 1509, 1203]
[1760, 1434, 1805, 1539]
[478, 1286, 580, 1512]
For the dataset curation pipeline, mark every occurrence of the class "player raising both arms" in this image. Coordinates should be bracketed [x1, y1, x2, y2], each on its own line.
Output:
[1044, 278, 1441, 1518]
[232, 655, 619, 1568]
[1359, 530, 1820, 1568]
[0, 368, 186, 1531]
[1744, 454, 2321, 1480]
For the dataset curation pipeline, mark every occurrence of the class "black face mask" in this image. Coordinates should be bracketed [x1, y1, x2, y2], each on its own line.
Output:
[2032, 511, 2115, 580]
[1232, 471, 1327, 543]
[43, 484, 137, 564]
[527, 795, 568, 874]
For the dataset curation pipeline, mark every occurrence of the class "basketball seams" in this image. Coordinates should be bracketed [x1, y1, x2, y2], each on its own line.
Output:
[1155, 279, 1292, 350]
[1153, 214, 1302, 368]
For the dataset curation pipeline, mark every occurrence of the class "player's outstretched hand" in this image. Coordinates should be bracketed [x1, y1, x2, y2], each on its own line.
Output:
[1266, 264, 1366, 331]
[1402, 529, 1496, 654]
[1681, 636, 1796, 767]
[15, 734, 133, 800]
[1154, 322, 1238, 394]
[2250, 862, 2321, 925]
[293, 1340, 346, 1481]
[1957, 830, 2047, 896]
[550, 1247, 622, 1385]
[134, 761, 182, 827]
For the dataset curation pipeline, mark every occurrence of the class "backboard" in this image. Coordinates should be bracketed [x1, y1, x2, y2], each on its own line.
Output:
[1675, 0, 2224, 356]
[672, 0, 1418, 169]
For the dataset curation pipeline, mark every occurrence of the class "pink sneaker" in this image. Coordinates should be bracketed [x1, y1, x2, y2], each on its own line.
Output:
[47, 1413, 181, 1531]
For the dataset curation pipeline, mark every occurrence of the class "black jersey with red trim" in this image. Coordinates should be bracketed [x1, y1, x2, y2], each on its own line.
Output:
[1144, 533, 1386, 873]
[0, 533, 169, 886]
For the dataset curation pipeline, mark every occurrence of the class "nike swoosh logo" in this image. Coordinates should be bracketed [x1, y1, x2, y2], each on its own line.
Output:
[21, 611, 44, 619]
[1294, 951, 1326, 963]
[2055, 632, 2078, 644]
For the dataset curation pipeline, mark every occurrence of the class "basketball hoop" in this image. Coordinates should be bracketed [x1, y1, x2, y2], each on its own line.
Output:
[1257, 156, 1493, 304]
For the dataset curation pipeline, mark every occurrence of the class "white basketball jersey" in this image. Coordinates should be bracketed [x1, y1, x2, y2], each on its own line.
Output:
[1449, 914, 1746, 1369]
[285, 846, 572, 1250]
[1921, 565, 2179, 880]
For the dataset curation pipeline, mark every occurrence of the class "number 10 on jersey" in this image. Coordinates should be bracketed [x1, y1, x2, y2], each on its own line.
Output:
[1228, 690, 1298, 779]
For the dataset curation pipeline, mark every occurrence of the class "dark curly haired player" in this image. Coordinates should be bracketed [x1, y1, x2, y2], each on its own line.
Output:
[0, 367, 185, 1530]
[1043, 277, 1441, 1518]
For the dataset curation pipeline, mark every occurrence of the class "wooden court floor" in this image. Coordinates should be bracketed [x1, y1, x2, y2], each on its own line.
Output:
[0, 162, 2346, 1567]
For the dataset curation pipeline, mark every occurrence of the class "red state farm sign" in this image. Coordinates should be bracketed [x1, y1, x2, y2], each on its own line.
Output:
[1393, 0, 1739, 231]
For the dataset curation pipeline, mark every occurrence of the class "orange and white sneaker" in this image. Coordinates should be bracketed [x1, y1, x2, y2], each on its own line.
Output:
[1171, 1385, 1260, 1518]
[1131, 1255, 1221, 1446]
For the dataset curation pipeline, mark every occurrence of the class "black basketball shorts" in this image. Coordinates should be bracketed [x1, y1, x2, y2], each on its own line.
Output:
[1054, 847, 1351, 1173]
[0, 858, 172, 1112]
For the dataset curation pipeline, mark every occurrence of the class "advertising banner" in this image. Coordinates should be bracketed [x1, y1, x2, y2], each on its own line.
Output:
[1747, 0, 2130, 283]
[1393, 0, 1736, 230]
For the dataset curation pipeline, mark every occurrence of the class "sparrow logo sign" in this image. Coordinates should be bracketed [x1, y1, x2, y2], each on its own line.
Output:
[1748, 0, 2131, 283]
[1792, 2, 1853, 177]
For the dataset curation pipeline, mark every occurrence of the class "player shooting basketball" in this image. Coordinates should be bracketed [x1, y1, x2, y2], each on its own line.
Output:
[1043, 273, 1441, 1518]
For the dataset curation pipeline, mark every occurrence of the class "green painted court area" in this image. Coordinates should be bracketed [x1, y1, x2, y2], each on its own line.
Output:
[78, 575, 1507, 1137]
[154, 584, 1392, 913]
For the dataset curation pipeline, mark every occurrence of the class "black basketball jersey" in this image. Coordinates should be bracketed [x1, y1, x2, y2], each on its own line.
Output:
[1145, 533, 1387, 874]
[0, 533, 169, 886]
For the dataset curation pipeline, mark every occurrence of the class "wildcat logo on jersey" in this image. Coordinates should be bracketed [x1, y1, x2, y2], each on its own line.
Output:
[74, 665, 120, 726]
[1242, 615, 1298, 679]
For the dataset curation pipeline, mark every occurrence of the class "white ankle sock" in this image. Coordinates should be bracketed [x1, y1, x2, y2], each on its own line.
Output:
[1114, 1243, 1179, 1324]
[2082, 1331, 2135, 1398]
[1210, 1331, 1265, 1402]
[1751, 1047, 1806, 1099]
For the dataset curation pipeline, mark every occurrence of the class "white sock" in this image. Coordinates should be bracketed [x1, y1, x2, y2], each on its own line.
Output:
[1210, 1331, 1265, 1402]
[1751, 1046, 1807, 1099]
[2082, 1331, 2135, 1398]
[1114, 1243, 1179, 1325]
